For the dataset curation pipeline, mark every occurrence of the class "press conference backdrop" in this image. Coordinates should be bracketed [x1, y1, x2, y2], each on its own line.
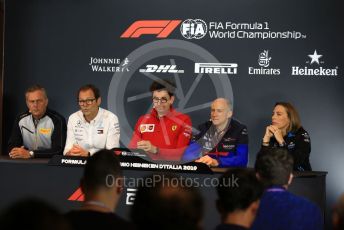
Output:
[2, 0, 343, 228]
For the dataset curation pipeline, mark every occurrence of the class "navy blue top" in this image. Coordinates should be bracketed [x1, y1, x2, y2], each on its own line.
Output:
[251, 186, 323, 230]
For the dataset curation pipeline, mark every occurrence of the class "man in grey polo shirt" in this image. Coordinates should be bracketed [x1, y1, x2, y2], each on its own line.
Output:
[8, 85, 67, 158]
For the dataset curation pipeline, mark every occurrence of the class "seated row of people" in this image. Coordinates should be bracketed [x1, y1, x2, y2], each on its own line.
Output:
[7, 80, 312, 170]
[0, 148, 324, 230]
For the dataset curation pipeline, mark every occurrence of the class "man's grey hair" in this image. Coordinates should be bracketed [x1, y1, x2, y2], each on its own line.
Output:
[25, 84, 48, 99]
[213, 98, 233, 111]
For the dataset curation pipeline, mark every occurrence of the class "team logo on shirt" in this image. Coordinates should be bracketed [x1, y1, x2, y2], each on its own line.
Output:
[171, 125, 177, 131]
[287, 142, 296, 150]
[223, 137, 236, 142]
[76, 120, 82, 128]
[39, 128, 52, 135]
[140, 124, 155, 133]
[241, 128, 248, 135]
[222, 144, 235, 150]
[302, 132, 310, 142]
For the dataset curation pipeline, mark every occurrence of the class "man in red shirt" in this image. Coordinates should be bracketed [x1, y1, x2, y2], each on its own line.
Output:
[128, 80, 192, 161]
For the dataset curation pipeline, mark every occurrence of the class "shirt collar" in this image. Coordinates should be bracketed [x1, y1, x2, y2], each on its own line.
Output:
[30, 109, 48, 123]
[79, 107, 103, 124]
[151, 107, 176, 119]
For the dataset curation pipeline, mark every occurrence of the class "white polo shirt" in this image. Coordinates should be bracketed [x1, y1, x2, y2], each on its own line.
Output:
[63, 107, 120, 155]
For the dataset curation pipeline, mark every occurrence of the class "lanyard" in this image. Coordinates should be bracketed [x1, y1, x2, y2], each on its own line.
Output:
[266, 188, 286, 192]
[84, 201, 114, 213]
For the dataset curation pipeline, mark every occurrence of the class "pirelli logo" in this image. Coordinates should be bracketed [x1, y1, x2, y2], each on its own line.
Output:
[121, 20, 182, 38]
[194, 63, 238, 74]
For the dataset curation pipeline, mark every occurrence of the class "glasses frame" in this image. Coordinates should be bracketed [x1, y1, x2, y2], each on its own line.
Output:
[152, 97, 169, 104]
[78, 98, 97, 105]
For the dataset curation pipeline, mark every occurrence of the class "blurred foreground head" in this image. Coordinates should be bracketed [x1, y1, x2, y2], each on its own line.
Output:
[131, 173, 203, 230]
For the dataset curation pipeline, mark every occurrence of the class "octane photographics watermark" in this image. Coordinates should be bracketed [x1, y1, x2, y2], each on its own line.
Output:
[105, 174, 239, 188]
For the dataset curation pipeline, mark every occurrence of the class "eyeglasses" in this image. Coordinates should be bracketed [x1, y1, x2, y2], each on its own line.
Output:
[78, 98, 96, 105]
[152, 97, 169, 104]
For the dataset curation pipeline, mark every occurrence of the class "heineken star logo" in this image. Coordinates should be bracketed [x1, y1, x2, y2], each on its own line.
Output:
[308, 50, 323, 65]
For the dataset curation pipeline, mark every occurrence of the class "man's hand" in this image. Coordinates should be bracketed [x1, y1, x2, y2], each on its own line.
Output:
[65, 144, 89, 157]
[137, 140, 158, 154]
[195, 155, 219, 167]
[9, 146, 31, 159]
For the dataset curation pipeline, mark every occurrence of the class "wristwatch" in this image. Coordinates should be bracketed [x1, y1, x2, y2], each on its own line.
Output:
[279, 142, 286, 147]
[29, 151, 34, 158]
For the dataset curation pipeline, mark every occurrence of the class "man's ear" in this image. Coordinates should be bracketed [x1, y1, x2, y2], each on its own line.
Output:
[287, 173, 294, 186]
[227, 110, 233, 119]
[170, 95, 175, 104]
[249, 200, 260, 216]
[97, 97, 102, 106]
[116, 177, 124, 194]
[255, 172, 261, 180]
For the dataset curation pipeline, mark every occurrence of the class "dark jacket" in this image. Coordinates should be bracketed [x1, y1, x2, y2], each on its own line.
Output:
[183, 119, 248, 167]
[8, 109, 67, 158]
[261, 127, 311, 171]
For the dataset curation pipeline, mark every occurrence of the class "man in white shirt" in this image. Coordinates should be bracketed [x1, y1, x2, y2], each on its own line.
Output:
[64, 84, 120, 156]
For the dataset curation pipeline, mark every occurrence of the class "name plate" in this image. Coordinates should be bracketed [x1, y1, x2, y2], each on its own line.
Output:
[118, 156, 212, 174]
[48, 155, 87, 167]
[48, 152, 212, 174]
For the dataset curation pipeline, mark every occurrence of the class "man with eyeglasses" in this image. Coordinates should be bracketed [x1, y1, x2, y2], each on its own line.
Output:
[8, 85, 67, 158]
[128, 80, 192, 161]
[64, 84, 120, 156]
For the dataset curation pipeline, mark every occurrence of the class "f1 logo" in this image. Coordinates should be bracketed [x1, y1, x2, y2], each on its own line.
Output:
[121, 20, 182, 38]
[126, 188, 138, 205]
[68, 187, 84, 202]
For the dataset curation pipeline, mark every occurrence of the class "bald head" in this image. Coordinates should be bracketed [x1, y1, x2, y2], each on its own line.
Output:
[212, 98, 232, 111]
[211, 98, 233, 129]
[210, 98, 233, 130]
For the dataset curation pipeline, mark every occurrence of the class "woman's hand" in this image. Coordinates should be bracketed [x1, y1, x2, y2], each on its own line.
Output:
[263, 126, 274, 143]
[268, 125, 285, 145]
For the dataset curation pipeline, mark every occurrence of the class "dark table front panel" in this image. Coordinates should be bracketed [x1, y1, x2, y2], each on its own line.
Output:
[0, 157, 327, 229]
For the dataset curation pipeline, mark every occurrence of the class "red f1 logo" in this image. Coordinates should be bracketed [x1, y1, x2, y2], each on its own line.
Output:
[121, 20, 182, 38]
[68, 187, 84, 202]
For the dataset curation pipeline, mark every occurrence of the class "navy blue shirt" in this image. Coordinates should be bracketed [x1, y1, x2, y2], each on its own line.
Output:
[251, 186, 323, 230]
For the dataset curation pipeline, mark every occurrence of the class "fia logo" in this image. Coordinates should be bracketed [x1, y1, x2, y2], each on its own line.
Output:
[180, 19, 207, 39]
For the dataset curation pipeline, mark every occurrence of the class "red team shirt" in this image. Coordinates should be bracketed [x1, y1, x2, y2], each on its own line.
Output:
[128, 107, 192, 161]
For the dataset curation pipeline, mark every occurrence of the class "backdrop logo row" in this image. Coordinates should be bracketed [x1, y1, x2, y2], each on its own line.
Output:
[89, 50, 338, 77]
